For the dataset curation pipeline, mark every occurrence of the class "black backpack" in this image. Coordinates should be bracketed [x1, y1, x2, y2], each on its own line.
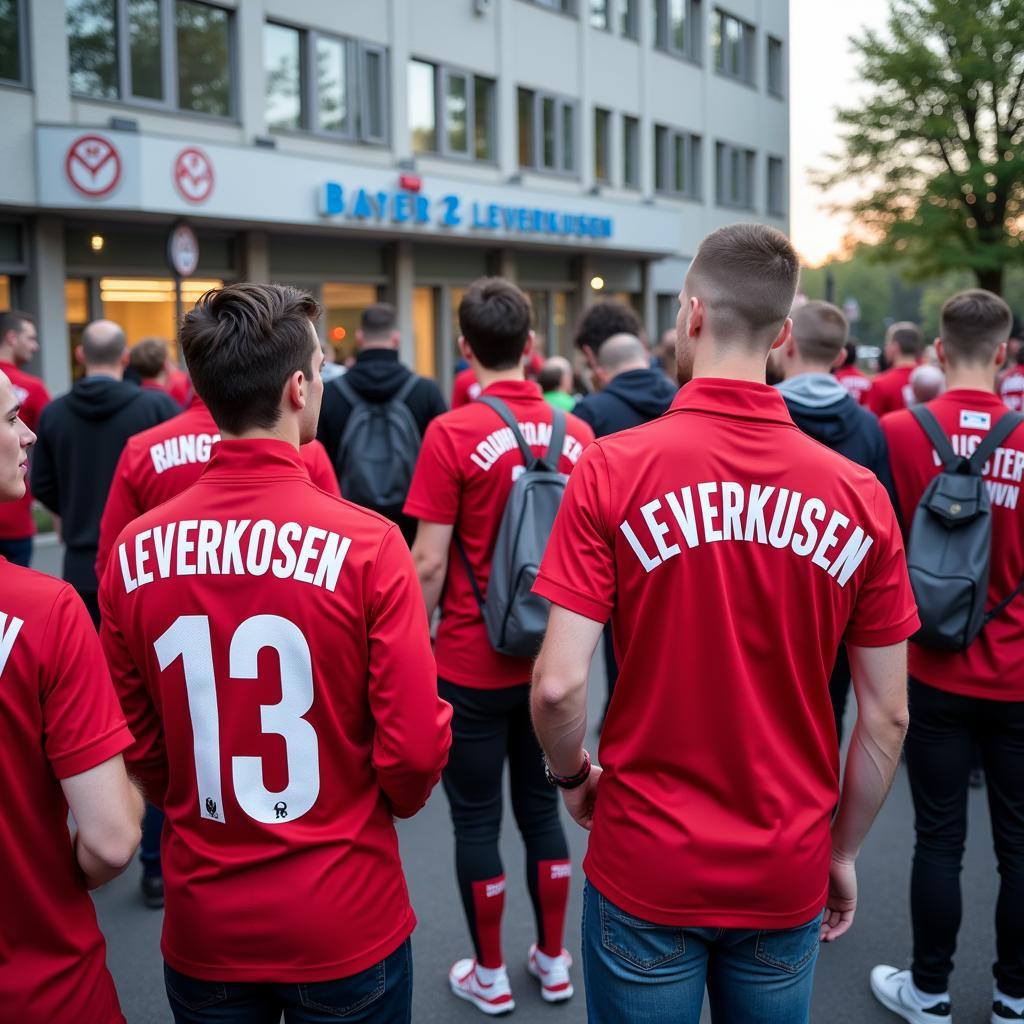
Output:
[906, 406, 1024, 651]
[331, 375, 421, 509]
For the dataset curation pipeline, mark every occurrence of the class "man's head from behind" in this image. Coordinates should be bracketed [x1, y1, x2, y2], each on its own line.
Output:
[0, 310, 38, 366]
[78, 319, 128, 373]
[774, 301, 849, 379]
[181, 283, 323, 442]
[574, 301, 641, 373]
[884, 321, 923, 364]
[129, 337, 171, 382]
[936, 289, 1011, 373]
[677, 224, 800, 384]
[458, 277, 533, 371]
[357, 303, 399, 350]
[593, 333, 650, 387]
[538, 356, 573, 394]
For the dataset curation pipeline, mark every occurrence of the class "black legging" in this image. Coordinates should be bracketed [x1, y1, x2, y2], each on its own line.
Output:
[438, 678, 569, 962]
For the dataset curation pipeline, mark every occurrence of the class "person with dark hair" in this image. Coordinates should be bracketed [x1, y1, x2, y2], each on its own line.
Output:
[31, 319, 178, 624]
[538, 356, 576, 411]
[532, 224, 916, 1023]
[0, 310, 50, 566]
[834, 339, 873, 407]
[873, 289, 1024, 1024]
[317, 301, 446, 544]
[573, 299, 642, 386]
[404, 277, 594, 1014]
[99, 283, 451, 1024]
[128, 337, 190, 407]
[867, 321, 924, 417]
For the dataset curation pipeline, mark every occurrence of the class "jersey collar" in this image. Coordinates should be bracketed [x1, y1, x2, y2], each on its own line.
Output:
[669, 377, 795, 425]
[480, 379, 544, 401]
[201, 438, 310, 480]
[937, 388, 1006, 408]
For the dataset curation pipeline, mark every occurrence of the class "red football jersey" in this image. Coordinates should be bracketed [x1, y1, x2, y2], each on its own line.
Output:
[999, 365, 1024, 412]
[882, 389, 1024, 700]
[167, 369, 191, 407]
[534, 379, 918, 928]
[866, 365, 916, 417]
[0, 559, 132, 1023]
[99, 440, 452, 982]
[0, 361, 50, 538]
[834, 365, 873, 407]
[451, 367, 482, 409]
[96, 399, 341, 579]
[403, 380, 594, 688]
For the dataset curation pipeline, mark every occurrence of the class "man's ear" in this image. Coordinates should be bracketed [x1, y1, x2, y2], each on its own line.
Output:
[582, 344, 599, 372]
[286, 369, 307, 411]
[523, 330, 535, 359]
[996, 340, 1008, 369]
[687, 297, 704, 338]
[934, 338, 947, 369]
[74, 345, 85, 367]
[458, 335, 474, 363]
[830, 347, 847, 370]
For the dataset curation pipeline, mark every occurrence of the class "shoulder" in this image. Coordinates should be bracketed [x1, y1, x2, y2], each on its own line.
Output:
[0, 560, 77, 621]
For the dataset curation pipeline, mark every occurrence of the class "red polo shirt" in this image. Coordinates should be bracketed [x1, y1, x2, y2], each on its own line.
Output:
[867, 365, 916, 417]
[999, 365, 1024, 412]
[403, 379, 594, 688]
[0, 559, 132, 1023]
[0, 361, 50, 539]
[882, 389, 1024, 700]
[834, 365, 872, 407]
[534, 378, 918, 928]
[451, 367, 482, 409]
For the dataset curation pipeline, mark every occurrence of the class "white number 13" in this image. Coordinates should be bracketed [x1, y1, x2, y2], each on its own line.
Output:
[154, 614, 320, 825]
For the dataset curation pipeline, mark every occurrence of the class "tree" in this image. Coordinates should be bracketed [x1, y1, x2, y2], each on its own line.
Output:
[820, 0, 1024, 295]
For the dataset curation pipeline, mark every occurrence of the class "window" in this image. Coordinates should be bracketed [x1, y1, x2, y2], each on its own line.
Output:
[620, 0, 638, 37]
[66, 0, 235, 116]
[623, 114, 639, 188]
[526, 0, 575, 12]
[654, 0, 701, 62]
[713, 9, 755, 84]
[767, 156, 785, 215]
[716, 142, 756, 208]
[655, 124, 701, 198]
[265, 23, 301, 130]
[316, 36, 348, 134]
[0, 0, 25, 83]
[594, 107, 611, 183]
[595, 0, 637, 37]
[767, 35, 784, 96]
[590, 0, 608, 28]
[518, 88, 577, 175]
[409, 60, 495, 161]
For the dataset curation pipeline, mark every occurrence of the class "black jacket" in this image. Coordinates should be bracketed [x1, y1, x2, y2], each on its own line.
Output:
[32, 376, 179, 592]
[316, 349, 447, 544]
[573, 367, 677, 437]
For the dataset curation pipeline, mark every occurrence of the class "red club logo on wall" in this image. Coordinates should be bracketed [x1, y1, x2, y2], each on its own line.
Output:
[173, 147, 215, 204]
[65, 135, 122, 198]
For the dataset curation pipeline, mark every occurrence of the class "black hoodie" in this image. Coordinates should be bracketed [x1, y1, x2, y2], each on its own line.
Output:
[573, 367, 678, 437]
[31, 376, 179, 592]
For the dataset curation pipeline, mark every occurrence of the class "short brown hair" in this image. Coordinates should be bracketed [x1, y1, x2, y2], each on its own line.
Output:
[887, 321, 923, 357]
[791, 301, 849, 366]
[940, 289, 1012, 368]
[458, 278, 532, 370]
[181, 283, 322, 434]
[129, 337, 169, 380]
[360, 303, 397, 339]
[686, 224, 800, 346]
[0, 310, 33, 339]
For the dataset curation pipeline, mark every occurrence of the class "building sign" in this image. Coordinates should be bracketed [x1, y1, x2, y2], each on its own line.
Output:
[318, 182, 614, 240]
[65, 134, 122, 198]
[174, 147, 215, 204]
[167, 222, 200, 278]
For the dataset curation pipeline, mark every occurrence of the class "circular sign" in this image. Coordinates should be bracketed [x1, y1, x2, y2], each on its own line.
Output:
[173, 147, 215, 204]
[167, 222, 200, 279]
[65, 134, 122, 198]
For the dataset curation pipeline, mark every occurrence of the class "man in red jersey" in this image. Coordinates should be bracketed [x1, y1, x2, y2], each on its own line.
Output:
[405, 278, 594, 1014]
[100, 283, 452, 1023]
[0, 310, 50, 565]
[999, 343, 1024, 411]
[452, 364, 482, 408]
[835, 340, 873, 407]
[872, 290, 1024, 1024]
[0, 368, 143, 1024]
[867, 321, 924, 417]
[531, 224, 917, 1024]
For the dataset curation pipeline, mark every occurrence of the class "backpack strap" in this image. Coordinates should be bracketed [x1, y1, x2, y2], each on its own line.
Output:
[476, 395, 535, 466]
[967, 411, 1024, 475]
[393, 373, 420, 405]
[544, 408, 567, 472]
[911, 406, 961, 471]
[454, 534, 487, 615]
[332, 375, 366, 411]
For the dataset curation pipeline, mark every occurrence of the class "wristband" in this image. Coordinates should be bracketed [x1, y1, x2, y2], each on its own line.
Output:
[544, 749, 591, 790]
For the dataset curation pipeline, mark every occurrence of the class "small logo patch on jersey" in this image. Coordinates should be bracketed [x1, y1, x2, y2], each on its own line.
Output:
[205, 797, 218, 818]
[961, 410, 992, 430]
[274, 801, 288, 820]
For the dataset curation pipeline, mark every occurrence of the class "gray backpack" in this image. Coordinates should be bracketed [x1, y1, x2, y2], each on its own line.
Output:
[332, 375, 421, 509]
[907, 406, 1024, 651]
[456, 396, 568, 658]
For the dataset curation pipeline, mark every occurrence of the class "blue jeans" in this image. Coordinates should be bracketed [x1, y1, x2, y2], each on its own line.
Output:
[164, 939, 412, 1023]
[582, 881, 822, 1024]
[0, 535, 32, 567]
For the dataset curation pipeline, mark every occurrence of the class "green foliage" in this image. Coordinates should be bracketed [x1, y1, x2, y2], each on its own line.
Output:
[820, 0, 1024, 293]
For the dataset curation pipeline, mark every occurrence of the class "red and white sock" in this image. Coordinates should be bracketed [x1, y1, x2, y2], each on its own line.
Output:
[470, 875, 507, 969]
[536, 859, 571, 957]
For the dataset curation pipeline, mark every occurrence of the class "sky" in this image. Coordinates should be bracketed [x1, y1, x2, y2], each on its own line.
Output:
[789, 0, 893, 265]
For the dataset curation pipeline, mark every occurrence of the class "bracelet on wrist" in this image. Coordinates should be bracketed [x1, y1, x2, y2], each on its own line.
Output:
[544, 749, 591, 790]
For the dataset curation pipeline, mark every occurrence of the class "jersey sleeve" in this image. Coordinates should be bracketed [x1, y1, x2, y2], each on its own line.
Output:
[96, 445, 144, 582]
[533, 441, 616, 623]
[301, 439, 342, 498]
[402, 419, 462, 524]
[365, 526, 452, 818]
[40, 585, 134, 780]
[844, 483, 921, 647]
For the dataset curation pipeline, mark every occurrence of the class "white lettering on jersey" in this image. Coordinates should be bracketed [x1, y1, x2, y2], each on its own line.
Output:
[119, 520, 352, 594]
[150, 433, 219, 475]
[928, 434, 1024, 508]
[620, 482, 875, 588]
[469, 422, 584, 471]
[0, 612, 24, 676]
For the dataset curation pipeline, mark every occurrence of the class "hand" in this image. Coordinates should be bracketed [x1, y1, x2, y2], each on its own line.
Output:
[562, 765, 602, 830]
[820, 852, 857, 943]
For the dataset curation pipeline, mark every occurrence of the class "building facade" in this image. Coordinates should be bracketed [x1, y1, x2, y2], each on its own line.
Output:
[0, 0, 789, 395]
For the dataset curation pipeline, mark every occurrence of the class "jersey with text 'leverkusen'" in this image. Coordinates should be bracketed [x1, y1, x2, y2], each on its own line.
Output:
[882, 389, 1024, 700]
[534, 379, 919, 929]
[403, 379, 594, 687]
[95, 399, 340, 581]
[0, 560, 132, 1024]
[99, 440, 452, 982]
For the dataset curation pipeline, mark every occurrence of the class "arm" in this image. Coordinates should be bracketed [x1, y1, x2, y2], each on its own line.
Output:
[61, 755, 144, 889]
[821, 640, 909, 942]
[410, 520, 454, 620]
[531, 605, 605, 828]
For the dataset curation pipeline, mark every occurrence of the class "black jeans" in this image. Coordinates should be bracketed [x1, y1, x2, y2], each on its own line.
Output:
[163, 939, 412, 1023]
[0, 535, 32, 567]
[906, 678, 1024, 997]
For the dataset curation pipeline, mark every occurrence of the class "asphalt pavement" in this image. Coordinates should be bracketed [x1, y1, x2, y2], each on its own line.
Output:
[31, 537, 1003, 1024]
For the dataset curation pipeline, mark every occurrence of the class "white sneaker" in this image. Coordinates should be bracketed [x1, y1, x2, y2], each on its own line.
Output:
[527, 944, 574, 1003]
[870, 966, 953, 1022]
[448, 958, 515, 1016]
[993, 997, 1024, 1022]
